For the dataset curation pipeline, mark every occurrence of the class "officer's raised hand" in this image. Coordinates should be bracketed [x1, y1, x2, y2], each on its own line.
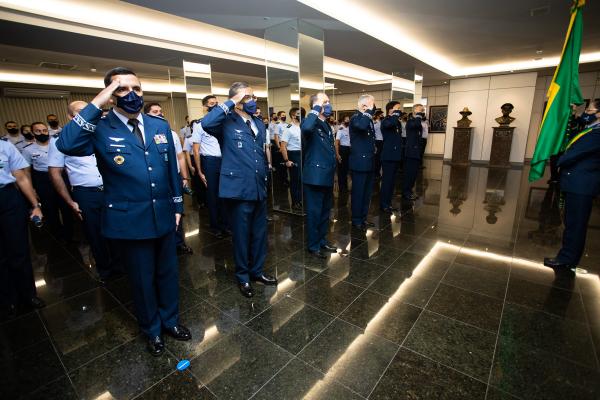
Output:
[91, 78, 121, 109]
[231, 88, 248, 104]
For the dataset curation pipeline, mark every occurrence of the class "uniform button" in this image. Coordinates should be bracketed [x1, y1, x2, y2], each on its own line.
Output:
[145, 151, 149, 155]
[255, 170, 258, 173]
[117, 149, 121, 152]
[151, 183, 155, 187]
[148, 167, 152, 171]
[152, 199, 156, 203]
[108, 204, 113, 208]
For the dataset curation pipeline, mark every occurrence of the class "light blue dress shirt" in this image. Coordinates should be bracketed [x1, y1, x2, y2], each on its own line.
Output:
[0, 139, 29, 185]
[191, 123, 222, 157]
[280, 123, 302, 151]
[47, 138, 103, 187]
[336, 126, 351, 146]
[21, 142, 50, 172]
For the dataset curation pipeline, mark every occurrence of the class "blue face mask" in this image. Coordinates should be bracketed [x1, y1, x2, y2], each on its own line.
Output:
[581, 112, 597, 125]
[323, 104, 333, 117]
[242, 99, 257, 115]
[116, 90, 144, 114]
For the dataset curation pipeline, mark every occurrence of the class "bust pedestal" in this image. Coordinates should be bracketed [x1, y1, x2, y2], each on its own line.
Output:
[451, 127, 473, 165]
[489, 127, 514, 168]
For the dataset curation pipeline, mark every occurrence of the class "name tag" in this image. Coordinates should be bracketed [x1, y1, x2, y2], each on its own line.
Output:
[153, 134, 168, 144]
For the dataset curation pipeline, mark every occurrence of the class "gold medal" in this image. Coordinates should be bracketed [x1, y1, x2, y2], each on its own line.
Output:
[114, 155, 125, 165]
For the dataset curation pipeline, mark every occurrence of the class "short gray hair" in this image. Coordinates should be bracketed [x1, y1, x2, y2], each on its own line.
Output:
[229, 81, 250, 98]
[357, 94, 374, 107]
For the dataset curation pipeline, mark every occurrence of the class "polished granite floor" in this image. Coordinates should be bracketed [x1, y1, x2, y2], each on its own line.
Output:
[2, 159, 600, 400]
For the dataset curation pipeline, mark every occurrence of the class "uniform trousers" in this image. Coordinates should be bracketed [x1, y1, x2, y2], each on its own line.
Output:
[337, 145, 350, 191]
[351, 170, 374, 225]
[402, 158, 420, 198]
[380, 160, 401, 209]
[374, 140, 384, 177]
[304, 184, 333, 252]
[201, 155, 228, 232]
[287, 150, 302, 205]
[556, 191, 594, 265]
[0, 184, 36, 307]
[116, 232, 179, 338]
[226, 199, 267, 283]
[31, 170, 73, 240]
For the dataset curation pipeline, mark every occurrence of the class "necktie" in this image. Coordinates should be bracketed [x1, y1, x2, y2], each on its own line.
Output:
[245, 119, 255, 138]
[128, 118, 144, 146]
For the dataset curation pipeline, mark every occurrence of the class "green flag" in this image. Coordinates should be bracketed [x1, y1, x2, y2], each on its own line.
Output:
[529, 0, 584, 182]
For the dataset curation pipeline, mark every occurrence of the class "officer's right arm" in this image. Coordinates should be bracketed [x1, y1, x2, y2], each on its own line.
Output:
[350, 113, 372, 133]
[380, 116, 396, 132]
[300, 105, 321, 135]
[557, 132, 600, 168]
[200, 100, 235, 139]
[56, 103, 101, 156]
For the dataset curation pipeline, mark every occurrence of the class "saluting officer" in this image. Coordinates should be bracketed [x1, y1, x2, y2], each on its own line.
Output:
[192, 95, 230, 238]
[0, 138, 45, 319]
[379, 101, 404, 213]
[57, 67, 191, 356]
[403, 104, 425, 201]
[349, 94, 377, 230]
[545, 100, 600, 271]
[280, 106, 304, 210]
[22, 122, 73, 241]
[48, 101, 119, 283]
[301, 93, 339, 258]
[201, 81, 277, 298]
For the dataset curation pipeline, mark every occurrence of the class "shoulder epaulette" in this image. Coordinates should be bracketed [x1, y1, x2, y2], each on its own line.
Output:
[287, 124, 292, 128]
[23, 142, 33, 148]
[0, 137, 7, 141]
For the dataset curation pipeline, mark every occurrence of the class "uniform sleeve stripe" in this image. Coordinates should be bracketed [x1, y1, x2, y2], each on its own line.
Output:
[219, 103, 230, 114]
[310, 110, 320, 116]
[73, 113, 97, 132]
[173, 196, 183, 203]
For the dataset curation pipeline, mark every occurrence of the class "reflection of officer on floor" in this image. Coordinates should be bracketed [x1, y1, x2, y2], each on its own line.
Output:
[528, 182, 562, 246]
[545, 100, 600, 270]
[57, 67, 191, 356]
[0, 138, 45, 318]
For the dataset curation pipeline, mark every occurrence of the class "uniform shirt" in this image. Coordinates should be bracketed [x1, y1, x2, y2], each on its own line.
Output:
[268, 121, 279, 141]
[240, 114, 259, 136]
[180, 125, 191, 139]
[280, 123, 302, 151]
[171, 130, 182, 173]
[47, 137, 103, 187]
[183, 136, 193, 153]
[401, 121, 407, 138]
[191, 123, 222, 157]
[374, 120, 383, 141]
[7, 134, 26, 150]
[0, 139, 29, 185]
[336, 126, 351, 146]
[421, 120, 429, 139]
[112, 109, 145, 144]
[49, 127, 62, 137]
[22, 142, 50, 172]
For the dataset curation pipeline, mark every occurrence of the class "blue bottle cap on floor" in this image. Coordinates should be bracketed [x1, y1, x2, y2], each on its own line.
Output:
[176, 359, 190, 371]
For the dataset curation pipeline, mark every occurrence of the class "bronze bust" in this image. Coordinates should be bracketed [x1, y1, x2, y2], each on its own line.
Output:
[457, 107, 472, 128]
[495, 103, 515, 126]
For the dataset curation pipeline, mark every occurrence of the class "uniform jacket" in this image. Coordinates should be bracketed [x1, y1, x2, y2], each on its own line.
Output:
[404, 116, 423, 160]
[301, 106, 336, 187]
[380, 115, 404, 162]
[349, 111, 376, 172]
[201, 100, 268, 201]
[558, 125, 600, 196]
[56, 104, 182, 240]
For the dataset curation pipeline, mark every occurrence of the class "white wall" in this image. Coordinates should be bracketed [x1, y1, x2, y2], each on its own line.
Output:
[525, 71, 600, 160]
[443, 72, 537, 164]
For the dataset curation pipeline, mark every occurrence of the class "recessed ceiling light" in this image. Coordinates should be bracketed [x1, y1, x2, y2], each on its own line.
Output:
[90, 68, 97, 72]
[536, 50, 543, 55]
[443, 81, 448, 84]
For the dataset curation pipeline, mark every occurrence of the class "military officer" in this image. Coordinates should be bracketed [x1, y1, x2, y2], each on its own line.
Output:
[380, 101, 404, 213]
[4, 121, 26, 150]
[56, 67, 191, 356]
[280, 106, 304, 210]
[350, 94, 377, 230]
[0, 138, 45, 319]
[18, 125, 35, 152]
[48, 101, 119, 283]
[301, 93, 338, 258]
[192, 95, 230, 238]
[545, 100, 600, 270]
[201, 81, 277, 298]
[22, 122, 73, 241]
[47, 114, 62, 137]
[335, 116, 351, 192]
[403, 104, 425, 201]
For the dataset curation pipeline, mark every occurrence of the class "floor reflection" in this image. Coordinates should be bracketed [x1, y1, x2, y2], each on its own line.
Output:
[2, 159, 599, 399]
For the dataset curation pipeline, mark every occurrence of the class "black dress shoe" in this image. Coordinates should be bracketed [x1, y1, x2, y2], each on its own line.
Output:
[321, 243, 338, 252]
[308, 250, 328, 259]
[251, 274, 278, 286]
[29, 297, 46, 309]
[238, 282, 254, 298]
[176, 244, 194, 255]
[543, 257, 576, 269]
[164, 324, 192, 341]
[147, 336, 165, 356]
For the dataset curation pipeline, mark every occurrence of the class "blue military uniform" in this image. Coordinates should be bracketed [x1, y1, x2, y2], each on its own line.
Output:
[301, 106, 336, 252]
[0, 139, 37, 311]
[379, 114, 403, 210]
[402, 115, 423, 199]
[554, 123, 600, 266]
[349, 111, 376, 226]
[57, 104, 183, 338]
[201, 100, 269, 283]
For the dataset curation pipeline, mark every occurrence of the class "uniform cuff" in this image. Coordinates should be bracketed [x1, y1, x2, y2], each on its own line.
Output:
[74, 103, 103, 132]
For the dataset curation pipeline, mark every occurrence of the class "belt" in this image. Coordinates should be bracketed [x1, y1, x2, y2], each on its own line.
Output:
[72, 185, 104, 192]
[0, 182, 15, 190]
[200, 155, 222, 159]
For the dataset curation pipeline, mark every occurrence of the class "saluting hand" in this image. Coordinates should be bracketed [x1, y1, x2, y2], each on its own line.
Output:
[231, 88, 248, 104]
[91, 78, 120, 109]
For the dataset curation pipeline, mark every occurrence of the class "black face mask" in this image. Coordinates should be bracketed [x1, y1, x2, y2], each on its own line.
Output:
[48, 120, 59, 128]
[7, 127, 18, 135]
[280, 116, 286, 122]
[35, 134, 50, 143]
[207, 105, 217, 112]
[416, 112, 426, 118]
[22, 132, 34, 140]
